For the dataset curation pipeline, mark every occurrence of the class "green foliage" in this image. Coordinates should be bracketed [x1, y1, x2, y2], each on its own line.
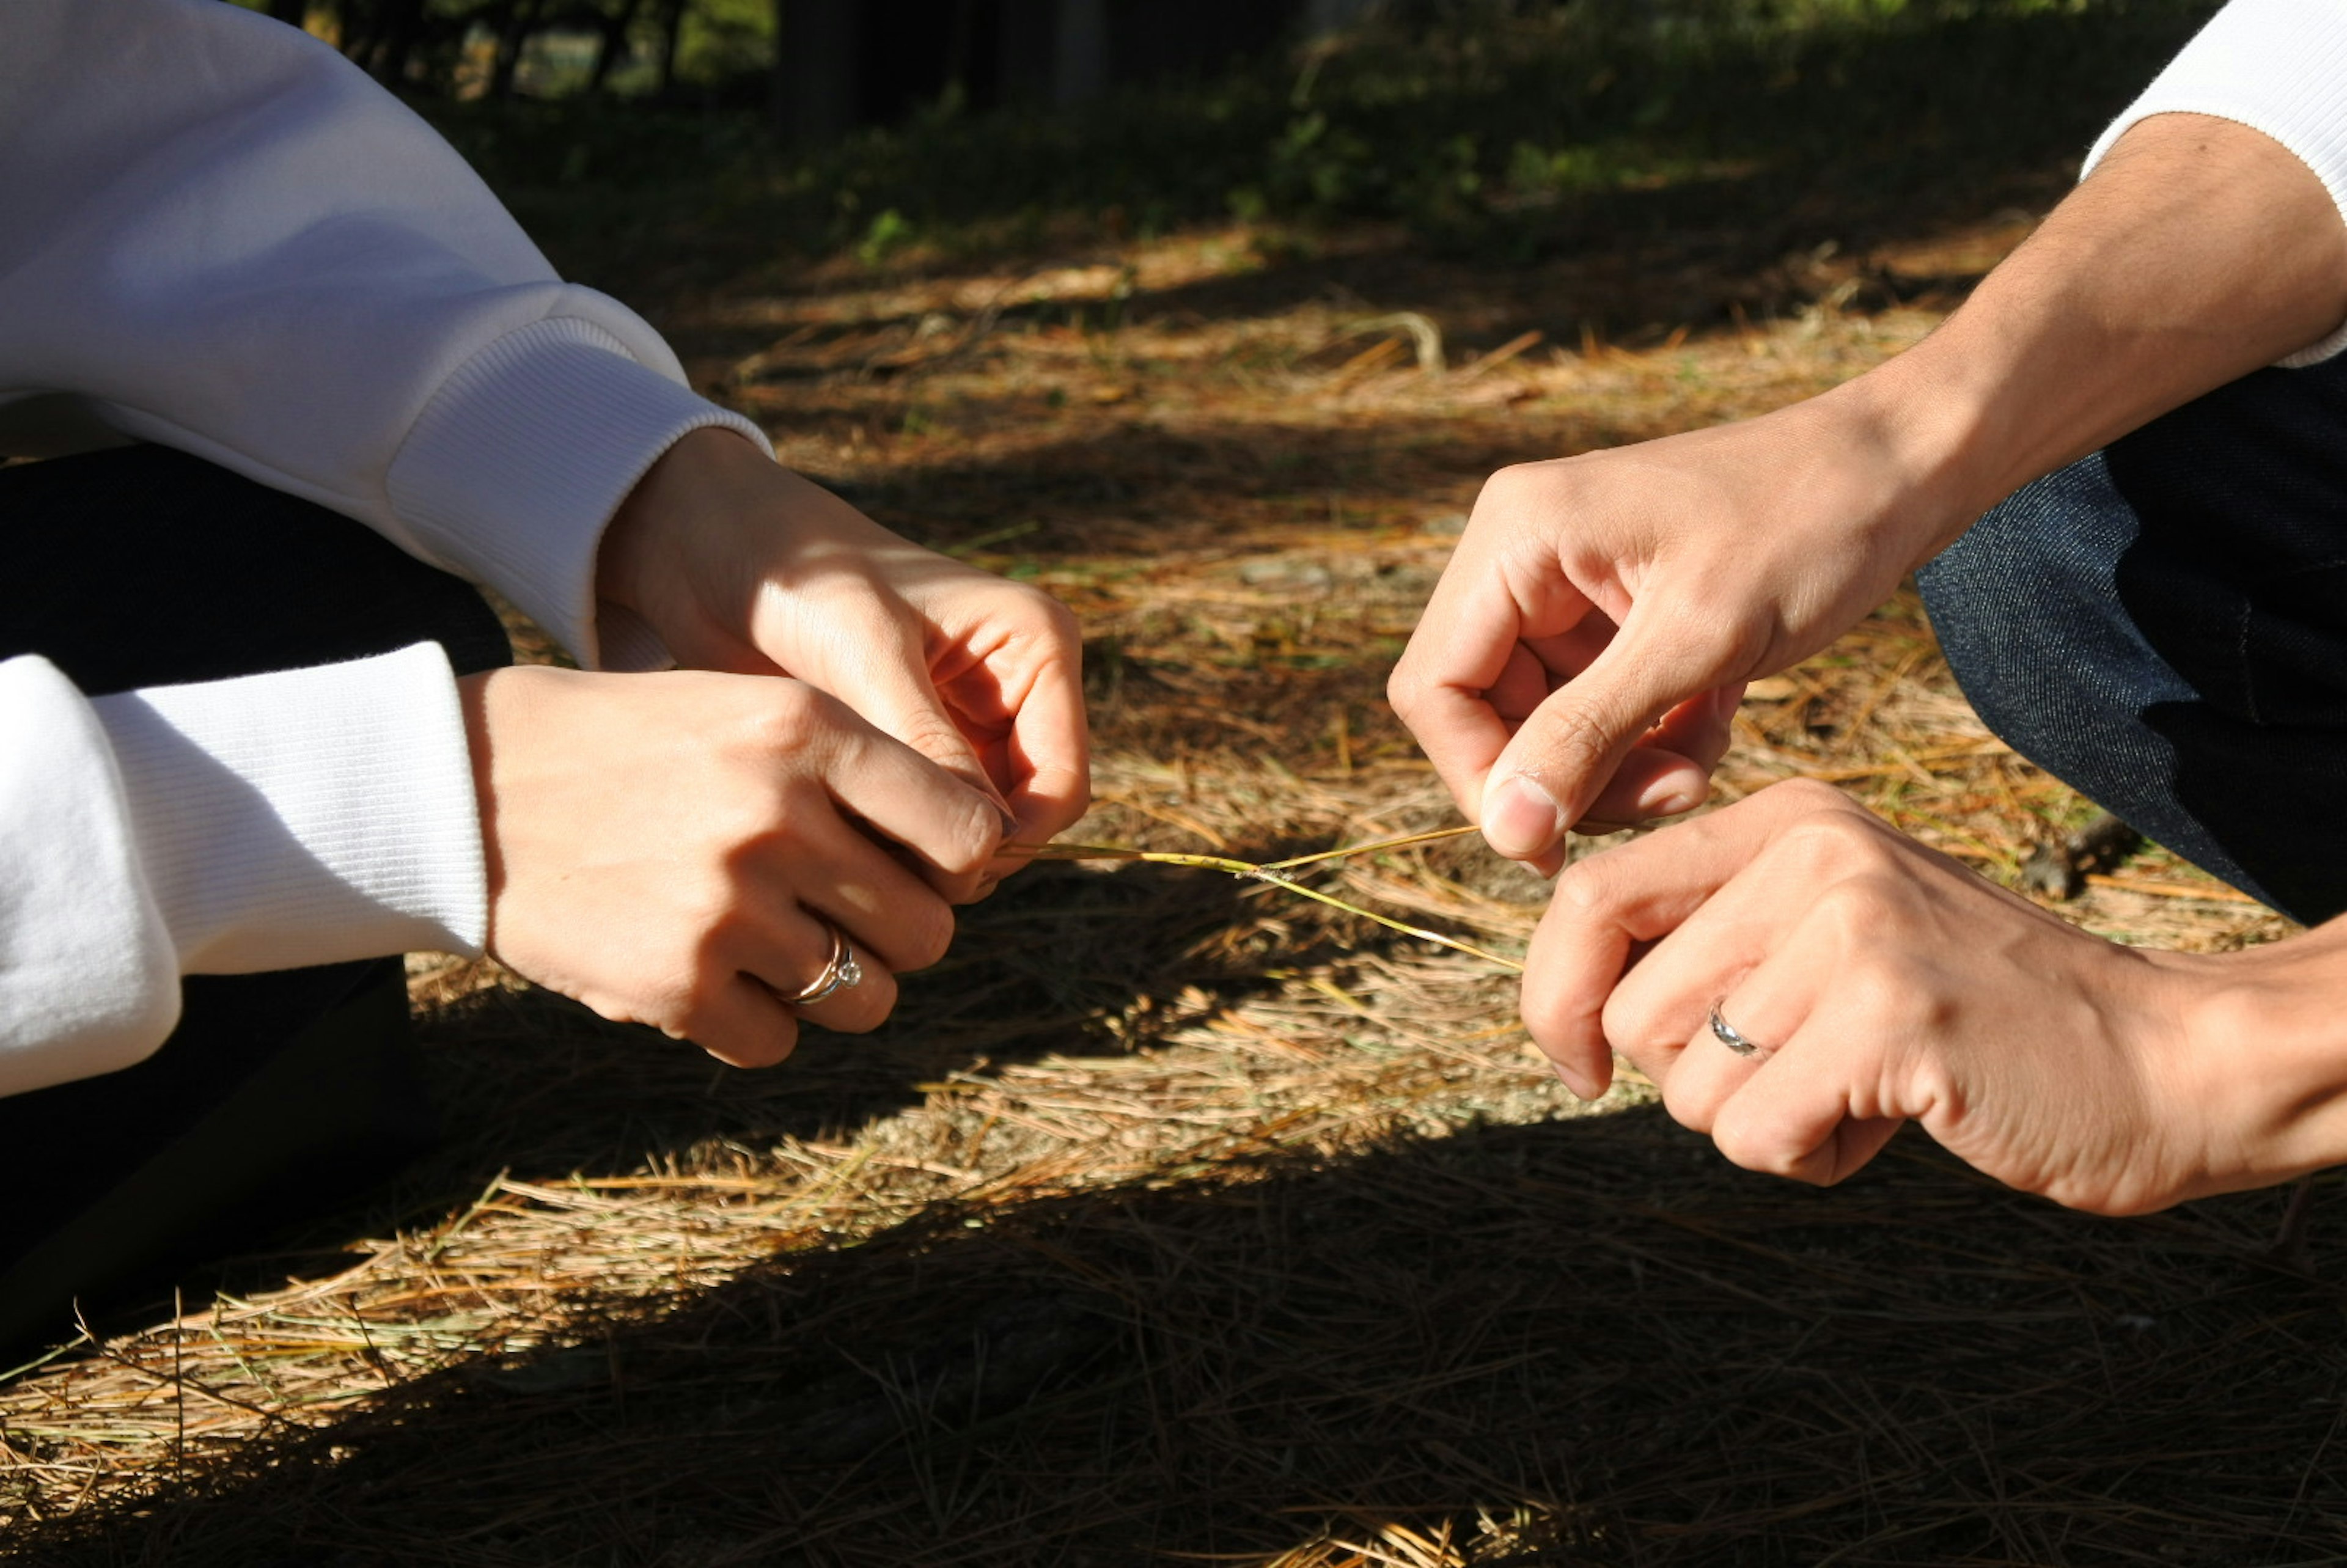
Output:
[421, 0, 2225, 279]
[857, 208, 917, 266]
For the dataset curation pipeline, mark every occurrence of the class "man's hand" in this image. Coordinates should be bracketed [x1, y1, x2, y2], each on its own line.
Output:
[597, 428, 1089, 891]
[1392, 114, 2347, 868]
[459, 665, 1005, 1068]
[1523, 779, 2347, 1216]
[1389, 389, 1959, 868]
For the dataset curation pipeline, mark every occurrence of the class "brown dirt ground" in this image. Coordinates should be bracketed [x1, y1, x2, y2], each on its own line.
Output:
[4, 189, 2341, 1567]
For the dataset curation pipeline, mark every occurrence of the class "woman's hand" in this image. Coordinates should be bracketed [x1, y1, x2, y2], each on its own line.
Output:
[597, 428, 1089, 892]
[458, 665, 1005, 1068]
[1519, 779, 2318, 1217]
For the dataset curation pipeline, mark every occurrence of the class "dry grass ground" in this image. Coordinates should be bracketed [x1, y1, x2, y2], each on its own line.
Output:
[6, 145, 2343, 1564]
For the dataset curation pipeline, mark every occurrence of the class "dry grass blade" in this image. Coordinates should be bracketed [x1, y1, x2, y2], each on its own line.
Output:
[1010, 825, 1525, 970]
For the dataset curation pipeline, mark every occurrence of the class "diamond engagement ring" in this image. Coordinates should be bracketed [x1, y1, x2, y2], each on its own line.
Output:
[787, 923, 865, 1008]
[1708, 1000, 1768, 1059]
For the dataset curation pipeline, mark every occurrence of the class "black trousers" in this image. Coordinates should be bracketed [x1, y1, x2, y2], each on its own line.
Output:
[0, 445, 510, 1352]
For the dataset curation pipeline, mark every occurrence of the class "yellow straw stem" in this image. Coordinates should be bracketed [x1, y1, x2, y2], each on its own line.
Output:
[1003, 824, 1524, 972]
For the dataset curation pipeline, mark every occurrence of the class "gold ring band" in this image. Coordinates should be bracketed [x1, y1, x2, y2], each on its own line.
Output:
[787, 923, 865, 1008]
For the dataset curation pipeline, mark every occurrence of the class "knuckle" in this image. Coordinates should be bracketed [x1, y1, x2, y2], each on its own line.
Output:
[1659, 1076, 1717, 1138]
[1552, 839, 1634, 915]
[1809, 875, 1886, 930]
[1777, 811, 1879, 876]
[1384, 650, 1437, 720]
[1030, 591, 1081, 647]
[903, 718, 980, 785]
[749, 680, 831, 748]
[1475, 461, 1550, 516]
[819, 972, 899, 1035]
[935, 798, 1002, 874]
[1541, 702, 1616, 775]
[1709, 1118, 1780, 1175]
[894, 899, 957, 971]
[1772, 776, 1848, 813]
[1711, 1108, 1818, 1182]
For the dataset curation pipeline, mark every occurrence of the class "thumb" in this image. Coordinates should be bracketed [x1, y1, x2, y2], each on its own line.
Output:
[1480, 603, 1732, 859]
[826, 627, 1017, 827]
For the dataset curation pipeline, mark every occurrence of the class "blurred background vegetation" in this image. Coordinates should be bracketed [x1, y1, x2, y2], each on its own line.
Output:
[227, 0, 2225, 296]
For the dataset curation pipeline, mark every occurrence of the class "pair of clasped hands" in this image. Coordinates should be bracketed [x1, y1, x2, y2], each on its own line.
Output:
[477, 117, 2347, 1220]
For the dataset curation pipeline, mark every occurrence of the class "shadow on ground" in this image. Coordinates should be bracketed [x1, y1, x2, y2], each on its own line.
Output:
[30, 1105, 2347, 1566]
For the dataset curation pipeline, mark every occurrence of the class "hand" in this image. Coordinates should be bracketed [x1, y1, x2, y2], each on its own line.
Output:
[1390, 115, 2347, 873]
[458, 664, 1005, 1068]
[1523, 779, 2242, 1215]
[598, 429, 1089, 893]
[1387, 388, 1961, 871]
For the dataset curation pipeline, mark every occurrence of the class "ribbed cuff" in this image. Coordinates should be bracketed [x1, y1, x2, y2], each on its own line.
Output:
[2084, 0, 2347, 365]
[92, 643, 487, 974]
[0, 656, 181, 1093]
[383, 316, 769, 667]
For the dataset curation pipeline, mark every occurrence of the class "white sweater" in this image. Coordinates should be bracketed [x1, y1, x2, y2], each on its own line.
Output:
[2, 0, 2343, 1097]
[0, 0, 763, 1096]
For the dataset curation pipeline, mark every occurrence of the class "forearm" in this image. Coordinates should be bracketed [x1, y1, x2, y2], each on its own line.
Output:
[1835, 112, 2347, 560]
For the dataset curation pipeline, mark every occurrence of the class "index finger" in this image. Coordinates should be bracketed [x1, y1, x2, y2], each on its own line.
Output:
[1524, 786, 1817, 1093]
[996, 646, 1091, 865]
[1387, 541, 1598, 820]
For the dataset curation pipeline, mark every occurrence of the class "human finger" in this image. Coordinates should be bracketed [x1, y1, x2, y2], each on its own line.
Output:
[1713, 1018, 1908, 1188]
[815, 698, 1007, 901]
[831, 612, 1016, 812]
[1572, 684, 1741, 829]
[1387, 539, 1602, 822]
[1659, 918, 1906, 1185]
[1524, 780, 1847, 1093]
[1482, 599, 1747, 860]
[679, 975, 804, 1069]
[752, 923, 900, 1038]
[773, 801, 961, 975]
[1639, 912, 1815, 1137]
[993, 637, 1091, 875]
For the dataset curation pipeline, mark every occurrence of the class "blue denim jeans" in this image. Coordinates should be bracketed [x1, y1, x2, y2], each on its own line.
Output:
[1920, 354, 2347, 925]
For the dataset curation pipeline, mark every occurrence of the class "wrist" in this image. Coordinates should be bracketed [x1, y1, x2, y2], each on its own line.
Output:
[2172, 928, 2347, 1195]
[1782, 356, 1995, 568]
[1832, 296, 2089, 561]
[594, 425, 779, 626]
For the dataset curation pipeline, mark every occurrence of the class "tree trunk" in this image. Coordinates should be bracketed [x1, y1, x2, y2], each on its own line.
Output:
[372, 0, 426, 89]
[588, 0, 647, 93]
[655, 0, 689, 98]
[773, 0, 854, 144]
[490, 0, 549, 99]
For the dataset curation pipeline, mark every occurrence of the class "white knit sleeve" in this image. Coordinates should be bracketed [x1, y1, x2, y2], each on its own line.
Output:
[0, 645, 488, 1097]
[90, 643, 487, 978]
[2084, 0, 2347, 366]
[0, 0, 768, 668]
[0, 658, 180, 1097]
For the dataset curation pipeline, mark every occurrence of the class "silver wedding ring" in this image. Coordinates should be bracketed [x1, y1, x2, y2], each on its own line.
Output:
[1708, 1000, 1769, 1059]
[787, 922, 865, 1008]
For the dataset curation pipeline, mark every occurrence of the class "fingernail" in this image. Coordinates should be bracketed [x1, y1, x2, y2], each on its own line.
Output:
[1483, 774, 1565, 858]
[1550, 1058, 1598, 1100]
[1635, 779, 1702, 819]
